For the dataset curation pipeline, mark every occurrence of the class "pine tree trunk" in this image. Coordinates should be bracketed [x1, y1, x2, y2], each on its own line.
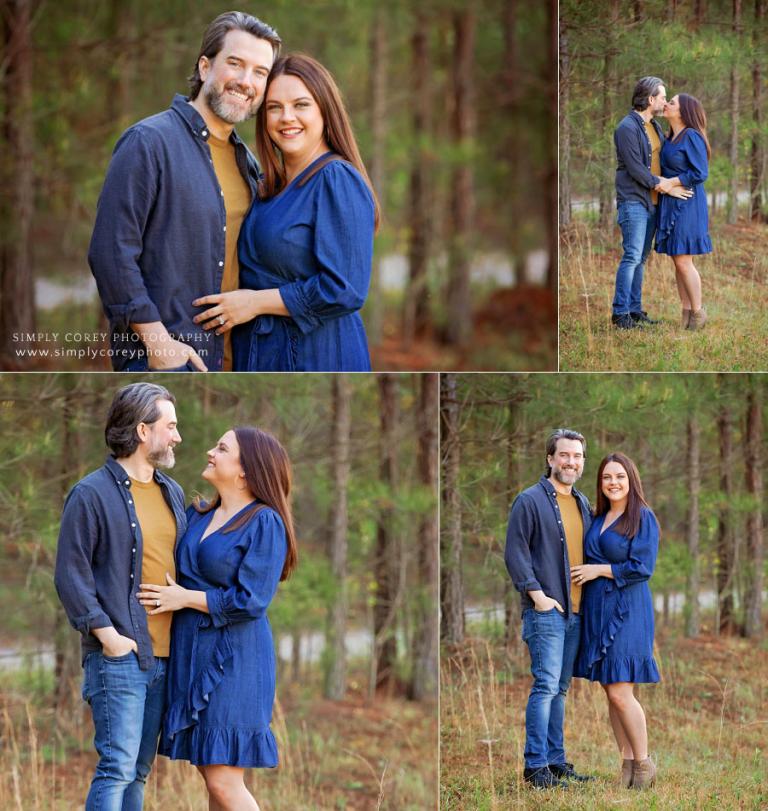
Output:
[558, 13, 572, 227]
[685, 414, 701, 638]
[545, 0, 558, 292]
[368, 7, 387, 344]
[0, 0, 36, 363]
[445, 6, 476, 347]
[409, 374, 439, 701]
[372, 375, 400, 694]
[440, 374, 464, 644]
[324, 376, 351, 700]
[744, 378, 764, 637]
[750, 0, 765, 221]
[402, 11, 432, 345]
[728, 0, 742, 224]
[717, 397, 736, 634]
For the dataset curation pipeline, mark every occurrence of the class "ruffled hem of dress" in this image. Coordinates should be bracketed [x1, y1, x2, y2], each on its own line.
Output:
[163, 624, 234, 743]
[577, 588, 629, 676]
[576, 655, 660, 685]
[160, 724, 279, 767]
[655, 235, 712, 256]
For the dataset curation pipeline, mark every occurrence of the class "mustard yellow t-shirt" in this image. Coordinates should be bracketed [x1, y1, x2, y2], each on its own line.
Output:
[209, 133, 252, 371]
[645, 121, 662, 205]
[557, 492, 584, 614]
[131, 477, 177, 657]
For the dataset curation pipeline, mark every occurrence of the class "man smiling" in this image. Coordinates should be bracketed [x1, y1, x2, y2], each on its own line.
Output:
[88, 12, 281, 372]
[505, 429, 594, 789]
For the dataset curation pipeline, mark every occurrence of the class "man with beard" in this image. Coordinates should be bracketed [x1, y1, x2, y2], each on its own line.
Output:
[89, 12, 281, 371]
[611, 76, 692, 330]
[505, 428, 593, 789]
[55, 383, 186, 810]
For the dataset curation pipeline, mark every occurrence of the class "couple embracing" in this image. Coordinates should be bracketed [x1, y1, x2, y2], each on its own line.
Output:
[612, 76, 712, 331]
[89, 11, 379, 373]
[54, 383, 297, 810]
[505, 428, 660, 791]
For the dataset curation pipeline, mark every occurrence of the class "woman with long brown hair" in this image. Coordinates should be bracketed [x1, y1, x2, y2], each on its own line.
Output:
[193, 53, 381, 371]
[655, 93, 713, 330]
[571, 452, 660, 791]
[137, 426, 297, 810]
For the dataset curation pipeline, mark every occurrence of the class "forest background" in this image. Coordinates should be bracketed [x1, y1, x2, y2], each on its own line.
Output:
[440, 373, 767, 810]
[0, 372, 438, 811]
[0, 0, 557, 372]
[559, 0, 768, 372]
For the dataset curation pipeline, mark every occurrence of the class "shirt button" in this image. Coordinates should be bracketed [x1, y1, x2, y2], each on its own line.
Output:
[124, 480, 130, 486]
[223, 225, 227, 232]
[220, 190, 224, 196]
[131, 522, 136, 528]
[202, 129, 208, 137]
[132, 548, 136, 553]
[130, 574, 134, 579]
[128, 499, 133, 505]
[218, 260, 224, 267]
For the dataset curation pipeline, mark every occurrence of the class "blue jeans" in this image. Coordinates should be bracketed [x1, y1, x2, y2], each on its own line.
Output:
[521, 609, 581, 769]
[613, 201, 656, 315]
[82, 652, 167, 811]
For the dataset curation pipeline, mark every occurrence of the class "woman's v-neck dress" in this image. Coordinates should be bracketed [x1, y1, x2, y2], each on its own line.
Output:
[574, 506, 661, 685]
[232, 154, 374, 371]
[159, 504, 287, 767]
[655, 128, 713, 256]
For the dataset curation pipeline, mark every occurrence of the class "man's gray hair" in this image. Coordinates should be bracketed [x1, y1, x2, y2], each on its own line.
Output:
[632, 76, 665, 111]
[545, 428, 586, 476]
[105, 383, 176, 458]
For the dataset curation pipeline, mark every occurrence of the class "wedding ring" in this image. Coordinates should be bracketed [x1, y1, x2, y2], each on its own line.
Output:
[156, 599, 160, 607]
[218, 315, 225, 326]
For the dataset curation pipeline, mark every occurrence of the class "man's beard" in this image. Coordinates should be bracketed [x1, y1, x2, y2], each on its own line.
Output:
[147, 445, 176, 470]
[204, 81, 259, 124]
[553, 466, 581, 485]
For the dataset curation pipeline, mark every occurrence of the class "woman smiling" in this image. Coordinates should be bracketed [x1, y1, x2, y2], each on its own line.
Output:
[571, 452, 660, 790]
[193, 53, 381, 371]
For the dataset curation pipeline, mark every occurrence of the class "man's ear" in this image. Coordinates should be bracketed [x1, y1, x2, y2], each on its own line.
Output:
[199, 55, 210, 82]
[136, 422, 149, 443]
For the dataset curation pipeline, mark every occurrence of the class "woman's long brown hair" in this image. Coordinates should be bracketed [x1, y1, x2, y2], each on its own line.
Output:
[677, 93, 711, 160]
[195, 426, 297, 581]
[594, 452, 651, 540]
[255, 53, 380, 230]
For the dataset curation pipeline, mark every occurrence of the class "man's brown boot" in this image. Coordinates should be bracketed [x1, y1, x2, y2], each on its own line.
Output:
[621, 758, 634, 788]
[632, 756, 656, 789]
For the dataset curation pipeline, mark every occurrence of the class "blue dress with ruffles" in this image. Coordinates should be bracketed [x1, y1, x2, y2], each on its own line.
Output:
[574, 506, 660, 685]
[655, 128, 713, 256]
[231, 153, 374, 371]
[159, 503, 287, 767]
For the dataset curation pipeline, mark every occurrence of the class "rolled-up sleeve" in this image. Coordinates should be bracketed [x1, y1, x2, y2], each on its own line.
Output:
[206, 509, 288, 628]
[504, 495, 542, 594]
[54, 487, 112, 635]
[279, 163, 374, 335]
[88, 127, 164, 332]
[678, 131, 709, 187]
[611, 509, 659, 588]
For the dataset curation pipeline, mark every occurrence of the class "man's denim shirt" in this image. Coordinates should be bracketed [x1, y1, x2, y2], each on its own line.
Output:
[88, 94, 260, 372]
[614, 110, 665, 210]
[504, 476, 592, 617]
[54, 457, 187, 671]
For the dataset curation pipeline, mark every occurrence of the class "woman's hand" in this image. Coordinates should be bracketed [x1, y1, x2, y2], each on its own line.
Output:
[666, 186, 694, 200]
[192, 290, 262, 334]
[137, 573, 189, 615]
[570, 564, 603, 585]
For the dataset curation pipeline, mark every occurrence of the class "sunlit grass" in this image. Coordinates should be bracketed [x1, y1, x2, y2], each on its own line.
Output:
[440, 623, 768, 810]
[559, 220, 768, 371]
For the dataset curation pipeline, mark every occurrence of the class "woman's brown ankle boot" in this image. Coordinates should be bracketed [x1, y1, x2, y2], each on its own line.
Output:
[632, 756, 656, 789]
[621, 758, 634, 788]
[688, 307, 707, 330]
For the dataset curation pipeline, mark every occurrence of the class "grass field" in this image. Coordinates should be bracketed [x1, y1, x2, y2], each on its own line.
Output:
[559, 220, 768, 371]
[0, 664, 436, 810]
[441, 623, 768, 810]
